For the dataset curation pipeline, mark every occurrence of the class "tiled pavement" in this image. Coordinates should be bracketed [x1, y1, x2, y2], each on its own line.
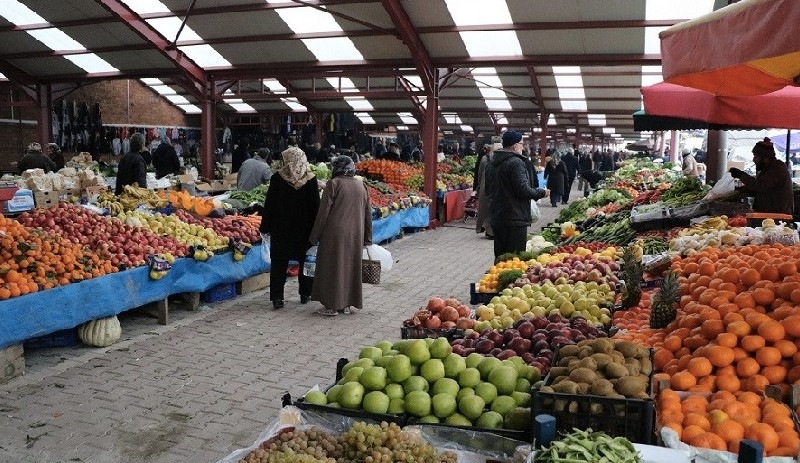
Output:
[0, 192, 573, 463]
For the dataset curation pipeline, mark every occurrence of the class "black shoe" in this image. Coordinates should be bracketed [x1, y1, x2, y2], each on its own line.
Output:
[485, 233, 494, 240]
[300, 295, 310, 304]
[272, 299, 284, 309]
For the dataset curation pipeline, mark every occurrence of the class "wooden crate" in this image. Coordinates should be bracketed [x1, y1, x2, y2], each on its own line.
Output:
[236, 272, 270, 295]
[1, 343, 24, 384]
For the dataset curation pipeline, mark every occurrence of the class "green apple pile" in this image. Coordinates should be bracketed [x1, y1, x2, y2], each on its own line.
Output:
[117, 210, 229, 248]
[473, 281, 615, 330]
[303, 338, 537, 432]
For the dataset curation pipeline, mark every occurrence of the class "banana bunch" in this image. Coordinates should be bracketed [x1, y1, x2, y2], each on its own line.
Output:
[99, 199, 124, 215]
[677, 215, 729, 237]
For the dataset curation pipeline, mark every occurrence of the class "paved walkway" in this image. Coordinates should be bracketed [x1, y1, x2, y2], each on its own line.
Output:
[0, 193, 571, 463]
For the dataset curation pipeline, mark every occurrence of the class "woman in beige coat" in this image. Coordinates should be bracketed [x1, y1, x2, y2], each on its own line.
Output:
[309, 156, 373, 316]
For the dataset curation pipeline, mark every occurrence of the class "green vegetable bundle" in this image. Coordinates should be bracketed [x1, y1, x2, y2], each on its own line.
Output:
[660, 176, 708, 207]
[533, 429, 641, 463]
[556, 199, 589, 224]
[228, 183, 269, 205]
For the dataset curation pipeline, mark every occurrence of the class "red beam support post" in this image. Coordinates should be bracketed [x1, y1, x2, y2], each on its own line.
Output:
[422, 91, 439, 226]
[670, 130, 679, 164]
[36, 84, 52, 146]
[539, 112, 549, 164]
[201, 92, 216, 180]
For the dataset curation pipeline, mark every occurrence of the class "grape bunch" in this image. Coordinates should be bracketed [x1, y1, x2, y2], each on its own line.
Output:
[336, 422, 456, 463]
[239, 428, 340, 463]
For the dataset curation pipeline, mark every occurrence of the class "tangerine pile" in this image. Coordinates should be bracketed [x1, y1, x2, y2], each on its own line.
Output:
[477, 258, 529, 293]
[356, 159, 422, 185]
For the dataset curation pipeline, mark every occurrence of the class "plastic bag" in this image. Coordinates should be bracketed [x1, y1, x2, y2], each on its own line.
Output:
[530, 199, 541, 223]
[260, 234, 270, 263]
[362, 244, 392, 272]
[303, 246, 317, 277]
[704, 172, 736, 202]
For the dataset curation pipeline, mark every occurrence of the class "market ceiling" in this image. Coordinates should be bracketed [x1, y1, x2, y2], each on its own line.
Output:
[0, 0, 731, 142]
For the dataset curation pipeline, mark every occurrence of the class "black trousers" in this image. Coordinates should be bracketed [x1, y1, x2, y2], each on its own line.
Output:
[492, 225, 528, 259]
[562, 177, 575, 203]
[269, 243, 313, 301]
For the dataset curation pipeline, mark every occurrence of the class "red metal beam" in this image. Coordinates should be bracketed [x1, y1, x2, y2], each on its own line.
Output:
[95, 0, 207, 88]
[437, 54, 662, 67]
[527, 66, 545, 110]
[381, 0, 435, 92]
[396, 77, 426, 124]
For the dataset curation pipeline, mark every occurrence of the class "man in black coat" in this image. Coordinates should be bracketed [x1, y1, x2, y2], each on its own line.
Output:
[561, 149, 580, 204]
[152, 139, 181, 179]
[486, 131, 549, 258]
[231, 136, 251, 173]
[115, 133, 148, 195]
[578, 151, 594, 197]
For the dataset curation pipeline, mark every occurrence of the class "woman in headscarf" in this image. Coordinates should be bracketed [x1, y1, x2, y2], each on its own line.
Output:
[309, 156, 373, 316]
[543, 151, 568, 207]
[260, 147, 320, 309]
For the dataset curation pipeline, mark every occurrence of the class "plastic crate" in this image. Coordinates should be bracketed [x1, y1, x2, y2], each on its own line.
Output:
[23, 328, 79, 350]
[201, 282, 236, 303]
[400, 326, 465, 342]
[282, 392, 408, 427]
[470, 282, 497, 305]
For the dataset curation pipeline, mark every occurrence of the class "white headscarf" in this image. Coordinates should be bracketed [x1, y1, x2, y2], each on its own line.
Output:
[278, 146, 314, 189]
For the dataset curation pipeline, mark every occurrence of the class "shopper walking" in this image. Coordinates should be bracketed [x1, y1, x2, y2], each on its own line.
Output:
[474, 143, 498, 238]
[309, 156, 373, 316]
[578, 151, 594, 197]
[260, 147, 320, 309]
[486, 131, 549, 259]
[561, 148, 580, 204]
[544, 152, 568, 207]
[115, 133, 148, 195]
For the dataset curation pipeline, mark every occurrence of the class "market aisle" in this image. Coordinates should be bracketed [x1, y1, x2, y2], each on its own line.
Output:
[0, 194, 570, 463]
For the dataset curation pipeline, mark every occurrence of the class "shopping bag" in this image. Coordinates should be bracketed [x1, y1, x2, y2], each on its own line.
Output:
[362, 247, 381, 284]
[704, 172, 736, 202]
[362, 244, 393, 272]
[260, 234, 271, 263]
[530, 199, 541, 223]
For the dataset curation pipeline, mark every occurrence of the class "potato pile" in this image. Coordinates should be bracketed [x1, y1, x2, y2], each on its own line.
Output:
[540, 339, 652, 401]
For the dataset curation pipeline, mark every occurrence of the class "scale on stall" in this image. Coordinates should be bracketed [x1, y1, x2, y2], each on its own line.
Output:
[0, 181, 34, 215]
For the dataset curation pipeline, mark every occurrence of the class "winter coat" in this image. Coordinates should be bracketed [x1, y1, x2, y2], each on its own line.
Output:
[260, 174, 320, 260]
[562, 153, 580, 182]
[601, 153, 615, 171]
[231, 145, 250, 173]
[578, 155, 593, 174]
[17, 153, 56, 174]
[486, 149, 547, 227]
[475, 153, 493, 233]
[115, 151, 147, 195]
[152, 142, 181, 179]
[682, 154, 698, 177]
[309, 176, 373, 311]
[544, 160, 569, 197]
[739, 159, 794, 215]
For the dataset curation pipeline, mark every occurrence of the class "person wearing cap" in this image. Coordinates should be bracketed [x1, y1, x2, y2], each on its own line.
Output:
[236, 148, 273, 191]
[17, 142, 57, 174]
[681, 148, 699, 178]
[47, 143, 65, 171]
[486, 130, 549, 258]
[115, 132, 148, 195]
[729, 137, 794, 215]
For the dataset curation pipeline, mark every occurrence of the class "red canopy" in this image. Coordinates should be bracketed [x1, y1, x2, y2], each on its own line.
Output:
[641, 82, 800, 130]
[660, 0, 800, 96]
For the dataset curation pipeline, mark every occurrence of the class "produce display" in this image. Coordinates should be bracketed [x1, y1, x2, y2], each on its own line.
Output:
[364, 179, 431, 219]
[174, 209, 261, 244]
[117, 210, 228, 249]
[659, 176, 708, 207]
[227, 183, 269, 206]
[532, 429, 641, 463]
[97, 185, 167, 214]
[164, 190, 217, 217]
[402, 296, 474, 331]
[357, 159, 473, 195]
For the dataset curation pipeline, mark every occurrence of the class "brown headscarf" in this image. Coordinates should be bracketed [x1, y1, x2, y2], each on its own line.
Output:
[278, 146, 315, 189]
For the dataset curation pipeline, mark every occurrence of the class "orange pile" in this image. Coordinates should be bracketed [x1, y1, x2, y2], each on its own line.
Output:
[611, 290, 661, 346]
[0, 214, 116, 299]
[658, 389, 800, 457]
[356, 159, 422, 185]
[477, 257, 529, 293]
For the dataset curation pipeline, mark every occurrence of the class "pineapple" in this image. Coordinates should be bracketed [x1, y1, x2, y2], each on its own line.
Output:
[621, 245, 643, 308]
[650, 271, 680, 328]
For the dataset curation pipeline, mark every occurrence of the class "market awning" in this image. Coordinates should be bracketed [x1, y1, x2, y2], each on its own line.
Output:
[641, 82, 800, 130]
[631, 110, 751, 132]
[660, 0, 800, 96]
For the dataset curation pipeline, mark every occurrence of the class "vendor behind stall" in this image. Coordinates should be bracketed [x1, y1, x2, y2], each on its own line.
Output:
[237, 148, 273, 191]
[729, 137, 794, 215]
[18, 142, 57, 174]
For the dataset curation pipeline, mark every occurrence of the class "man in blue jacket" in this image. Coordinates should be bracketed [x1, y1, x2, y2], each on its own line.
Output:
[486, 130, 549, 258]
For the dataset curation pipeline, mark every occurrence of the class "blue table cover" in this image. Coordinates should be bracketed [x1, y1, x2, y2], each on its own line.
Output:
[372, 206, 429, 243]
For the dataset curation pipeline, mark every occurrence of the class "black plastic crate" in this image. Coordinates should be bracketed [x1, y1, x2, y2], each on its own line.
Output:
[405, 418, 531, 444]
[24, 328, 79, 350]
[470, 282, 497, 305]
[282, 392, 408, 427]
[202, 282, 237, 303]
[400, 326, 465, 342]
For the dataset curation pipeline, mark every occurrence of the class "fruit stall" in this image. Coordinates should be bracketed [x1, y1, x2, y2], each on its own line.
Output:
[213, 157, 800, 463]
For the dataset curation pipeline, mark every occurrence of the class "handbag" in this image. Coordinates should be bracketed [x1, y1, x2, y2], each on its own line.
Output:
[362, 247, 381, 284]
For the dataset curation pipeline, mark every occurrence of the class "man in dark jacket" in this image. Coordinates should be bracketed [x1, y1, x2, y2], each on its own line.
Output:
[17, 142, 57, 174]
[578, 151, 595, 197]
[152, 138, 181, 179]
[561, 149, 580, 204]
[730, 138, 794, 215]
[486, 130, 549, 258]
[115, 132, 148, 195]
[231, 136, 250, 173]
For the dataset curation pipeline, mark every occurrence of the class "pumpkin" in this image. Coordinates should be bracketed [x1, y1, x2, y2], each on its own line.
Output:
[78, 316, 122, 347]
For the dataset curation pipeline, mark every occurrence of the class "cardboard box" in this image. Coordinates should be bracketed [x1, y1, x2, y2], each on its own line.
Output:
[0, 343, 24, 384]
[34, 189, 79, 209]
[84, 185, 107, 203]
[236, 272, 270, 295]
[196, 180, 228, 193]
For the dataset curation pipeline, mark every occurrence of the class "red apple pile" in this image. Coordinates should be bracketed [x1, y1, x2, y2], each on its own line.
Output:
[515, 254, 620, 289]
[19, 203, 187, 269]
[402, 296, 475, 331]
[451, 314, 606, 375]
[174, 209, 260, 243]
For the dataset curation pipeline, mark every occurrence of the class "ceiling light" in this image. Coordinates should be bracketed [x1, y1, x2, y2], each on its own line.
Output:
[444, 114, 462, 125]
[344, 97, 373, 111]
[602, 128, 615, 134]
[567, 128, 577, 134]
[460, 125, 474, 132]
[282, 97, 306, 111]
[588, 114, 606, 126]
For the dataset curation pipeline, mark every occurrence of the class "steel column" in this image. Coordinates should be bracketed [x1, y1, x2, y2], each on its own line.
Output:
[539, 113, 549, 164]
[36, 84, 52, 146]
[422, 92, 439, 226]
[706, 130, 728, 183]
[201, 91, 216, 180]
[670, 130, 679, 164]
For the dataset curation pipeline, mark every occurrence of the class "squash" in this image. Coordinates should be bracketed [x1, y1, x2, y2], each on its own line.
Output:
[78, 316, 122, 347]
[193, 198, 214, 216]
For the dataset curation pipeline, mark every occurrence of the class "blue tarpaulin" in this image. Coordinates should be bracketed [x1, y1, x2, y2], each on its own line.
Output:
[0, 246, 270, 348]
[372, 206, 430, 243]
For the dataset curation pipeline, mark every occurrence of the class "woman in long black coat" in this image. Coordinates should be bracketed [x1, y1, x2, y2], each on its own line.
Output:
[543, 152, 568, 207]
[260, 147, 320, 309]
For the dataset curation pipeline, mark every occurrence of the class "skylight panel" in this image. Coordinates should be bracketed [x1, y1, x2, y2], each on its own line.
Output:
[274, 6, 342, 33]
[326, 77, 359, 93]
[588, 114, 606, 126]
[263, 79, 287, 94]
[547, 115, 557, 126]
[558, 88, 586, 99]
[444, 115, 462, 125]
[223, 91, 256, 113]
[118, 0, 171, 14]
[643, 27, 668, 54]
[0, 73, 6, 80]
[177, 104, 201, 114]
[460, 125, 474, 132]
[1, 0, 46, 25]
[641, 66, 663, 87]
[567, 128, 577, 134]
[485, 100, 513, 111]
[179, 44, 231, 67]
[460, 31, 522, 57]
[65, 54, 118, 73]
[28, 29, 84, 51]
[282, 98, 306, 111]
[345, 97, 373, 111]
[398, 113, 417, 124]
[303, 38, 363, 61]
[445, 0, 512, 25]
[496, 116, 508, 125]
[480, 87, 508, 99]
[150, 85, 177, 95]
[645, 0, 714, 20]
[560, 100, 587, 111]
[553, 67, 587, 112]
[533, 127, 542, 133]
[141, 78, 163, 85]
[355, 113, 375, 124]
[165, 94, 191, 105]
[147, 17, 202, 41]
[403, 75, 424, 89]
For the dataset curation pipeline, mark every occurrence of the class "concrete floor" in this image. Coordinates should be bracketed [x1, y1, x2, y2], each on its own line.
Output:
[0, 191, 572, 463]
